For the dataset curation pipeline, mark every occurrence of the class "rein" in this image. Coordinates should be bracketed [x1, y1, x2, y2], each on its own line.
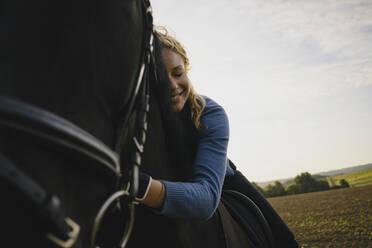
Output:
[0, 151, 80, 248]
[0, 0, 156, 247]
[0, 94, 120, 248]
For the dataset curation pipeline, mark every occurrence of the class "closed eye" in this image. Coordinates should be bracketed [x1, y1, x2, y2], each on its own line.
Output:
[173, 72, 183, 77]
[172, 65, 185, 78]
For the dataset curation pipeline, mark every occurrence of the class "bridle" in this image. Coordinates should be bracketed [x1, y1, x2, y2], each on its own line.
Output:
[91, 0, 156, 247]
[0, 0, 156, 247]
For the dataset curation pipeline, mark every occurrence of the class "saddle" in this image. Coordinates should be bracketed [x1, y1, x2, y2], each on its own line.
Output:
[219, 190, 275, 248]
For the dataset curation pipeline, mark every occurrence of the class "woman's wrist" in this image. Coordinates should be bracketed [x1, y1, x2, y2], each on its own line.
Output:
[138, 179, 165, 209]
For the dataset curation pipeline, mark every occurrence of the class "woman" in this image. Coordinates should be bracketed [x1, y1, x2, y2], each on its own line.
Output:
[136, 27, 298, 247]
[137, 27, 232, 220]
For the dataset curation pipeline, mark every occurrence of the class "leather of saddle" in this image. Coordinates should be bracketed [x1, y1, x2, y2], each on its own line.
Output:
[217, 201, 256, 248]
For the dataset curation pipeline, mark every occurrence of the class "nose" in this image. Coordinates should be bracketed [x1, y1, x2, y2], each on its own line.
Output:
[169, 79, 178, 90]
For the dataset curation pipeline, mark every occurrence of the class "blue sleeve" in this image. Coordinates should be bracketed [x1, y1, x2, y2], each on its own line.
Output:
[159, 97, 230, 220]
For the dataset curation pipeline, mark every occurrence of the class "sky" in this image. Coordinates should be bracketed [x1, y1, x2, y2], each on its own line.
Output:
[151, 0, 372, 182]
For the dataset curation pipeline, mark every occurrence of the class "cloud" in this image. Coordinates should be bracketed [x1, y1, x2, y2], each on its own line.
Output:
[228, 0, 372, 96]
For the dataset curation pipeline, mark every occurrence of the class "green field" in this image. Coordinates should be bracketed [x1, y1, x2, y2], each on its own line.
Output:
[268, 185, 372, 248]
[327, 168, 372, 187]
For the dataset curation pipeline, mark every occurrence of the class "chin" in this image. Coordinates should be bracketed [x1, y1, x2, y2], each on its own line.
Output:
[173, 101, 185, 112]
[172, 105, 182, 112]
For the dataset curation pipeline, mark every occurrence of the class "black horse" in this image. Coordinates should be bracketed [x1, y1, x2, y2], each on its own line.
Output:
[0, 0, 291, 247]
[0, 0, 147, 247]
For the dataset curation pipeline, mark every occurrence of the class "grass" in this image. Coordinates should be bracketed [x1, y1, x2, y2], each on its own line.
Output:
[327, 168, 372, 187]
[268, 185, 372, 248]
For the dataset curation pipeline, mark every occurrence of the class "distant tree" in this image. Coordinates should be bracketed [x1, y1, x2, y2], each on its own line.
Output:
[286, 183, 302, 195]
[264, 184, 275, 197]
[315, 180, 330, 191]
[339, 179, 350, 188]
[252, 182, 266, 196]
[294, 172, 318, 193]
[274, 181, 286, 196]
[265, 181, 286, 197]
[330, 179, 350, 190]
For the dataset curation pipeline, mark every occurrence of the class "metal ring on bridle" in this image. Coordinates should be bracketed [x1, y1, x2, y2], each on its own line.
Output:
[90, 190, 135, 248]
[146, 6, 152, 14]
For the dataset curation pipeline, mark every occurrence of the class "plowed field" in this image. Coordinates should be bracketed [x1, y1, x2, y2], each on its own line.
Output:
[268, 185, 372, 248]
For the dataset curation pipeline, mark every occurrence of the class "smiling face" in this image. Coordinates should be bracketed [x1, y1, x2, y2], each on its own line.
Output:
[162, 48, 191, 112]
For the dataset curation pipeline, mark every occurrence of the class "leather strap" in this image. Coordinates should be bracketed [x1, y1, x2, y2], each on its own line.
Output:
[0, 95, 120, 179]
[0, 152, 79, 247]
[115, 0, 154, 200]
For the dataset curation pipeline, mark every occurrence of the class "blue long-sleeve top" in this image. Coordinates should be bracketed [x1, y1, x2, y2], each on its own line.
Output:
[159, 96, 234, 220]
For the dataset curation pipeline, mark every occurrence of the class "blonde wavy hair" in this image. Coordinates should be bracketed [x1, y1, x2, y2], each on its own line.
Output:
[155, 26, 206, 129]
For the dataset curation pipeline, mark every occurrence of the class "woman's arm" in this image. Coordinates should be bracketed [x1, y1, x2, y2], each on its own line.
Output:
[139, 97, 230, 219]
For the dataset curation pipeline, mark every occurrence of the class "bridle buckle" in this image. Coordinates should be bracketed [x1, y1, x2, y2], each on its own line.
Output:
[47, 217, 80, 248]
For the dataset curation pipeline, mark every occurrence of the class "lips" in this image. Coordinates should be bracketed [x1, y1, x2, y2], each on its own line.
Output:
[171, 90, 184, 103]
[171, 90, 184, 98]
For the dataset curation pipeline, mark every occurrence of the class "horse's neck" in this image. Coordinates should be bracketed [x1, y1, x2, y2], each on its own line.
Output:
[2, 85, 115, 148]
[1, 39, 114, 147]
[0, 0, 145, 149]
[141, 95, 177, 179]
[144, 91, 200, 178]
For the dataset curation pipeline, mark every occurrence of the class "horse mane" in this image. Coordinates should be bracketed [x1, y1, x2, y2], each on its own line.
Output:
[150, 33, 199, 180]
